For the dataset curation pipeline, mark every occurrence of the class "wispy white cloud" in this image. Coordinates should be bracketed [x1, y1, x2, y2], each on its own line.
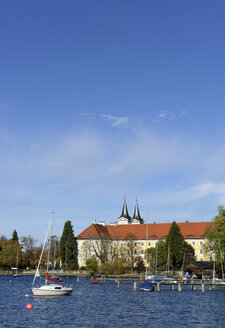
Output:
[155, 109, 187, 122]
[0, 129, 199, 196]
[138, 181, 225, 222]
[179, 109, 187, 117]
[1, 125, 225, 239]
[100, 113, 132, 128]
[1, 128, 222, 192]
[81, 112, 97, 121]
[142, 182, 225, 208]
[159, 110, 176, 120]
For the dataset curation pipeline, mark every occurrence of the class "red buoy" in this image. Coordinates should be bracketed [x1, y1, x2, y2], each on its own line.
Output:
[25, 294, 29, 297]
[26, 304, 33, 309]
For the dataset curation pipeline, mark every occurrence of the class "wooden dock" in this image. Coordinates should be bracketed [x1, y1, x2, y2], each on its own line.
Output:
[95, 276, 225, 292]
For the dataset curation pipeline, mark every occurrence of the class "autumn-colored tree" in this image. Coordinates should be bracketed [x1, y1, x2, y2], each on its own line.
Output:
[20, 235, 38, 268]
[0, 240, 22, 270]
[205, 206, 225, 277]
[135, 256, 145, 273]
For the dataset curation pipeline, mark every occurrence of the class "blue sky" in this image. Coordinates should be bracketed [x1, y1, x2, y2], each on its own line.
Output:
[1, 0, 225, 242]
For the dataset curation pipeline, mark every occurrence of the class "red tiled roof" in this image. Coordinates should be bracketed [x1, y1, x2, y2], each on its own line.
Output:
[76, 221, 212, 240]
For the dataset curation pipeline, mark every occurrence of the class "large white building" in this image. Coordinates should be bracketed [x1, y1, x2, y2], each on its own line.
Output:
[76, 199, 212, 267]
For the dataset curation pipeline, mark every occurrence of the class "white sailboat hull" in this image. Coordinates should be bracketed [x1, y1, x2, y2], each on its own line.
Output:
[32, 284, 73, 296]
[32, 212, 74, 296]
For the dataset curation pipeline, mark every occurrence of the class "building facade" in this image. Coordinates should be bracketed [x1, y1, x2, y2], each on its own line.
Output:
[76, 199, 212, 267]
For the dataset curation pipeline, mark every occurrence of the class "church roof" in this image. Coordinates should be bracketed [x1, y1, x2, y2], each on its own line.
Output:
[76, 221, 212, 240]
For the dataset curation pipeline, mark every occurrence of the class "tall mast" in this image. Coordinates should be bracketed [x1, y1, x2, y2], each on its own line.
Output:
[32, 212, 53, 287]
[167, 244, 170, 275]
[219, 239, 224, 281]
[145, 217, 148, 278]
[213, 255, 216, 282]
[152, 244, 157, 275]
[46, 210, 54, 274]
[181, 248, 186, 275]
[16, 247, 18, 268]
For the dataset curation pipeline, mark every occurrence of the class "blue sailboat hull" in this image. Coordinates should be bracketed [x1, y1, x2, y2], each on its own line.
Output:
[140, 281, 154, 292]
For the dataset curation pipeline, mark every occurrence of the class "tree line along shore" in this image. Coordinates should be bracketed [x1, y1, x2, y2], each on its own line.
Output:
[0, 206, 224, 277]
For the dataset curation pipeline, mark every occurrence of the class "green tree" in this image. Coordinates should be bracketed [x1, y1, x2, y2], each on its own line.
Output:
[205, 206, 225, 276]
[146, 247, 157, 273]
[166, 221, 186, 270]
[182, 243, 195, 268]
[12, 230, 18, 242]
[49, 235, 60, 269]
[86, 256, 99, 275]
[117, 256, 131, 274]
[157, 240, 168, 271]
[60, 221, 78, 270]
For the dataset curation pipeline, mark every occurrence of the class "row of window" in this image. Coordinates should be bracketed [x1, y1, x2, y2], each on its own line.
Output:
[192, 241, 203, 246]
[80, 248, 204, 256]
[118, 241, 152, 247]
[79, 240, 204, 247]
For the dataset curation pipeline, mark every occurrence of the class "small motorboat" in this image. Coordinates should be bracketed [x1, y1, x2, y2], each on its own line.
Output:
[91, 280, 102, 284]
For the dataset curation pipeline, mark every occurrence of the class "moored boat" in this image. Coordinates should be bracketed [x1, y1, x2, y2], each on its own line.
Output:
[32, 283, 73, 296]
[140, 219, 154, 292]
[32, 211, 73, 296]
[140, 280, 154, 292]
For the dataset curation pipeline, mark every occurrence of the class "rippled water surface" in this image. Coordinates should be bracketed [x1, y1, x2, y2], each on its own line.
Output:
[0, 276, 224, 328]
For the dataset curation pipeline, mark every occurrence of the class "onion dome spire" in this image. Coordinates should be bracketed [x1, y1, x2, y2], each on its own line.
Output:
[117, 195, 131, 224]
[132, 197, 144, 224]
[121, 195, 130, 219]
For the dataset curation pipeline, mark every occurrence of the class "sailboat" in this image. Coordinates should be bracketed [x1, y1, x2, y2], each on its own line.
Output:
[32, 211, 73, 296]
[212, 247, 225, 286]
[140, 221, 154, 292]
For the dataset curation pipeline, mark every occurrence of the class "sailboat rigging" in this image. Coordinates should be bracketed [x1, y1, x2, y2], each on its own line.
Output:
[51, 241, 60, 279]
[140, 219, 154, 292]
[166, 244, 170, 276]
[32, 211, 73, 296]
[12, 248, 19, 277]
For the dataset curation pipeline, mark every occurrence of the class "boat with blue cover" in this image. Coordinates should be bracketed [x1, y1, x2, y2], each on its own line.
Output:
[140, 280, 154, 292]
[139, 219, 155, 292]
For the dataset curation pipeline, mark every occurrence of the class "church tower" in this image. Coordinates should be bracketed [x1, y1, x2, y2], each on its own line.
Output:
[131, 198, 144, 224]
[117, 195, 131, 225]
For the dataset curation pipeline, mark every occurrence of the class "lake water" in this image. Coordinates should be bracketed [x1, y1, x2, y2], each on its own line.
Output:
[0, 276, 224, 328]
